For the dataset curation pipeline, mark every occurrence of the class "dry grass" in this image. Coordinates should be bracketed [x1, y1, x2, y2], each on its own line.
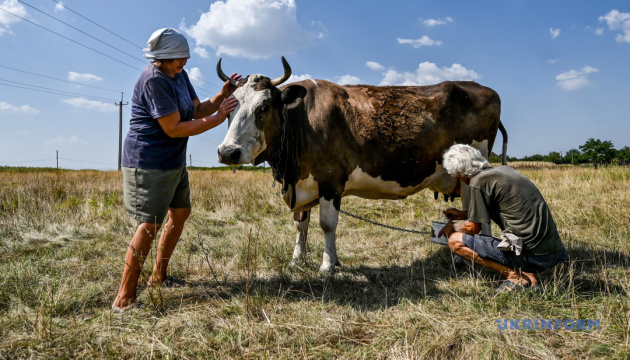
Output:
[0, 165, 629, 359]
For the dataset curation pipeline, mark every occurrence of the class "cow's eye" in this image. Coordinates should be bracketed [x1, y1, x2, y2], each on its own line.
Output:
[260, 105, 270, 113]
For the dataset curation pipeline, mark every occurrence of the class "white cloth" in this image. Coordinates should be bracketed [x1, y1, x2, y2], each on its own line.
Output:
[143, 28, 190, 60]
[497, 229, 523, 256]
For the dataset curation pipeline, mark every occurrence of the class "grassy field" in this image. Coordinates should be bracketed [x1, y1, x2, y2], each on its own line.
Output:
[0, 164, 628, 359]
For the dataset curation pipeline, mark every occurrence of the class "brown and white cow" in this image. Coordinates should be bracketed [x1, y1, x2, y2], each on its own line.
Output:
[217, 57, 506, 273]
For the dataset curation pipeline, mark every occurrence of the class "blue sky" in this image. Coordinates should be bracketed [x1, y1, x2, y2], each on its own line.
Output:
[0, 0, 628, 170]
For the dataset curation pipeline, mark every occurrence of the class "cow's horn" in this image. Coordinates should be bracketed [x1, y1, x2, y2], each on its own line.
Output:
[216, 58, 239, 86]
[271, 56, 292, 87]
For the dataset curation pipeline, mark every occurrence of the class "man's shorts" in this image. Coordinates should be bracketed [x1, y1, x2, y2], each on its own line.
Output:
[462, 233, 567, 273]
[123, 167, 191, 224]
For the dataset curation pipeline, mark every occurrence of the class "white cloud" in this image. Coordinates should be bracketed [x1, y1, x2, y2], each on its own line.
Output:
[379, 62, 481, 86]
[68, 72, 102, 82]
[62, 98, 116, 112]
[550, 28, 560, 39]
[0, 0, 27, 34]
[54, 2, 64, 11]
[188, 67, 205, 87]
[285, 73, 312, 84]
[397, 36, 442, 48]
[423, 17, 453, 27]
[599, 9, 630, 43]
[366, 61, 385, 71]
[337, 75, 360, 85]
[547, 58, 561, 64]
[595, 27, 604, 36]
[556, 66, 598, 91]
[0, 101, 39, 114]
[310, 20, 327, 39]
[184, 0, 317, 59]
[193, 46, 210, 59]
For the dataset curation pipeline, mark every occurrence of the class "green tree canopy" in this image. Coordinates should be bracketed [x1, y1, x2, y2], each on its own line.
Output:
[579, 138, 617, 168]
[616, 146, 630, 165]
[563, 149, 581, 164]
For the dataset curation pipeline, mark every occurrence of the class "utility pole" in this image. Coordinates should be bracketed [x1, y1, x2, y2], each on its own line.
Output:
[56, 150, 58, 169]
[189, 154, 192, 167]
[116, 92, 128, 171]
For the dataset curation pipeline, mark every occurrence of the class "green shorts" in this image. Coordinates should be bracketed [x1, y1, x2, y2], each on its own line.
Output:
[122, 167, 191, 224]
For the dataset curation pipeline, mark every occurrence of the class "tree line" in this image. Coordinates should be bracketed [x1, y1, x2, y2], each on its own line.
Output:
[490, 138, 630, 168]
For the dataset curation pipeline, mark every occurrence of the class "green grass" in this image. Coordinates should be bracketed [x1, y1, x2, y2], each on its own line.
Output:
[0, 166, 628, 359]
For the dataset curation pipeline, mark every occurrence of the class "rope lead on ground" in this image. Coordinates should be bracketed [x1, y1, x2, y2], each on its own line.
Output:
[338, 209, 431, 235]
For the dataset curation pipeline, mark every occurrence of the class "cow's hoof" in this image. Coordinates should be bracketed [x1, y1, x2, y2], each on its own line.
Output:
[319, 263, 336, 275]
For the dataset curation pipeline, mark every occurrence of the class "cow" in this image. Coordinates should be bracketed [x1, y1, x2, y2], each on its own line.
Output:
[216, 57, 507, 273]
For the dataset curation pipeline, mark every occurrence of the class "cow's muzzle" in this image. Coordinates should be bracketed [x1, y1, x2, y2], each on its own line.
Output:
[217, 145, 242, 165]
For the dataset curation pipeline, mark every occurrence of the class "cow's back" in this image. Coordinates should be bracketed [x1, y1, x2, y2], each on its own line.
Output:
[292, 80, 501, 188]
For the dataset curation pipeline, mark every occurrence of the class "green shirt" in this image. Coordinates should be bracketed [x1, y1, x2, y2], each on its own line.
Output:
[467, 166, 564, 255]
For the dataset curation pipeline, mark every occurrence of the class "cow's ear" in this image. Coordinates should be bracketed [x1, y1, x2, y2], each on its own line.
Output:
[281, 85, 307, 107]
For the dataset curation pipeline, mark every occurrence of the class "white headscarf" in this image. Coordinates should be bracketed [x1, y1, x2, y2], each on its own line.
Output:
[143, 28, 190, 60]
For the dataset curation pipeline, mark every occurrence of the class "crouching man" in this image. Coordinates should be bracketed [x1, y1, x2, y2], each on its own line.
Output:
[438, 144, 567, 291]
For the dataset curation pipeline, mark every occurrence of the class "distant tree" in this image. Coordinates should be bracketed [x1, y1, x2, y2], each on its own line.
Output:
[547, 151, 563, 164]
[563, 149, 581, 164]
[488, 152, 502, 163]
[524, 154, 545, 161]
[616, 146, 630, 165]
[579, 138, 616, 169]
[489, 155, 502, 163]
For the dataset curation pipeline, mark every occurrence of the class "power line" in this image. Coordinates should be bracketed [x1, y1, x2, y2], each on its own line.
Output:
[0, 7, 144, 72]
[198, 132, 225, 142]
[48, 0, 142, 50]
[34, 1, 221, 94]
[3, 2, 219, 98]
[46, 0, 222, 94]
[0, 79, 120, 102]
[0, 158, 54, 164]
[58, 157, 116, 166]
[0, 65, 123, 95]
[18, 0, 145, 64]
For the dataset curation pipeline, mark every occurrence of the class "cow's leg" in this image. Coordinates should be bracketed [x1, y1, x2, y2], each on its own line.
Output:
[319, 197, 340, 273]
[290, 210, 310, 265]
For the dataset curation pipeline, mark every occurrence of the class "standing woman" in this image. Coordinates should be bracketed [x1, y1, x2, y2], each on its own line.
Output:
[112, 28, 240, 311]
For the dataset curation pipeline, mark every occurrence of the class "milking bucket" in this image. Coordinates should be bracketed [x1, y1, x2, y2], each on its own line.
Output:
[430, 216, 450, 245]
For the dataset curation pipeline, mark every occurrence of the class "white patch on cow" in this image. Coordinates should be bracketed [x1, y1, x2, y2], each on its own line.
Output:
[284, 174, 320, 212]
[343, 165, 457, 199]
[309, 79, 318, 87]
[344, 167, 411, 199]
[218, 75, 271, 164]
[318, 197, 339, 273]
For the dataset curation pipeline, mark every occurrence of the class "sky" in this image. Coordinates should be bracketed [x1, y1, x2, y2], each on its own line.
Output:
[0, 0, 629, 170]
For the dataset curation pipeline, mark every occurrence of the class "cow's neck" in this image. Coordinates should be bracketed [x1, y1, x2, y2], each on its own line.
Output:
[263, 100, 312, 209]
[255, 146, 282, 183]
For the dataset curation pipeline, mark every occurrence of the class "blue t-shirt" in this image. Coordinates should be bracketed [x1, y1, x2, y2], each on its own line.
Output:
[122, 63, 198, 169]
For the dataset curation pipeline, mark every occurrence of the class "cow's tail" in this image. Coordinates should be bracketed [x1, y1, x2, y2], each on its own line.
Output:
[498, 121, 508, 165]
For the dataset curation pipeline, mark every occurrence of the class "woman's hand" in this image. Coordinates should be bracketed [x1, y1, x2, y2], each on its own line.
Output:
[221, 73, 242, 97]
[217, 97, 238, 119]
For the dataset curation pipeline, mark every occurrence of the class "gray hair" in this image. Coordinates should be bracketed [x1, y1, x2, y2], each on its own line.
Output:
[443, 144, 490, 178]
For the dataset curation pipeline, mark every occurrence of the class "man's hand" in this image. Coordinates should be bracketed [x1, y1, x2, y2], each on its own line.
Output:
[443, 208, 467, 221]
[438, 221, 456, 238]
